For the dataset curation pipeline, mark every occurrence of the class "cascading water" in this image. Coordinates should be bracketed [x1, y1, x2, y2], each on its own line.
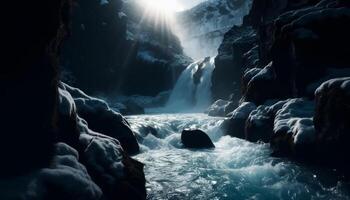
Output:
[128, 114, 349, 199]
[160, 57, 215, 113]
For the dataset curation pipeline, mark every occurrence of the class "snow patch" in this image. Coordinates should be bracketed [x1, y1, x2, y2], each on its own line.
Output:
[230, 102, 257, 119]
[274, 99, 316, 145]
[0, 143, 102, 200]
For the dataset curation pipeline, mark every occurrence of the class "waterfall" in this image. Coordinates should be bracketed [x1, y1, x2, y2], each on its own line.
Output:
[164, 57, 215, 112]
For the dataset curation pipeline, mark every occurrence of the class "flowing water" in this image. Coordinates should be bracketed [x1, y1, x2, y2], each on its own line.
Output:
[127, 57, 349, 199]
[150, 58, 215, 113]
[128, 114, 350, 200]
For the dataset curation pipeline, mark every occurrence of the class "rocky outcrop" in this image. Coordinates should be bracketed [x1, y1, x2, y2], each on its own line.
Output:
[181, 129, 215, 149]
[59, 84, 146, 199]
[61, 83, 140, 155]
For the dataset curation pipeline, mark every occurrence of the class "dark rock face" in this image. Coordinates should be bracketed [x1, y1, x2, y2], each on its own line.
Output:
[181, 129, 215, 149]
[1, 0, 71, 178]
[61, 0, 128, 94]
[314, 78, 350, 169]
[212, 26, 257, 101]
[62, 83, 140, 155]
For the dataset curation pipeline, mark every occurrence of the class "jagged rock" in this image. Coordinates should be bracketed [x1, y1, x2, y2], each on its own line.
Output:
[222, 102, 257, 139]
[206, 99, 238, 117]
[314, 78, 350, 169]
[181, 129, 215, 149]
[61, 83, 140, 155]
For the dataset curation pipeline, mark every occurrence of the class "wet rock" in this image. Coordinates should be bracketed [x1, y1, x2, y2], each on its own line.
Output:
[181, 129, 215, 149]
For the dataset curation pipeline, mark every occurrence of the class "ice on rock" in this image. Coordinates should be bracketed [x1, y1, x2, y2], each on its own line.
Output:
[0, 143, 102, 200]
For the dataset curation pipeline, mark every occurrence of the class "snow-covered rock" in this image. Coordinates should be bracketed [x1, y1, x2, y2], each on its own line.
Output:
[245, 100, 288, 142]
[58, 83, 146, 199]
[61, 82, 140, 155]
[0, 143, 102, 200]
[221, 102, 257, 139]
[271, 98, 316, 156]
[243, 62, 283, 105]
[206, 99, 238, 117]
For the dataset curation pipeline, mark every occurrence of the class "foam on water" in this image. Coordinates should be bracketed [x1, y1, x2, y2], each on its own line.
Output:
[128, 114, 350, 200]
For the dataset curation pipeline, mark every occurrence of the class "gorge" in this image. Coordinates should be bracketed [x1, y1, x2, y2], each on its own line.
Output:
[1, 0, 350, 200]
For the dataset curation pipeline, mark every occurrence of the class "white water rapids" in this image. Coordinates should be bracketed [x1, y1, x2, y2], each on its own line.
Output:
[128, 114, 349, 200]
[126, 57, 349, 199]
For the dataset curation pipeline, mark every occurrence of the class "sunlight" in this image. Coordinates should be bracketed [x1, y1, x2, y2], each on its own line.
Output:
[140, 0, 183, 14]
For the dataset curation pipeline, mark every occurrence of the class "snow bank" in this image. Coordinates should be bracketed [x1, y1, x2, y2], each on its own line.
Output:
[0, 143, 102, 200]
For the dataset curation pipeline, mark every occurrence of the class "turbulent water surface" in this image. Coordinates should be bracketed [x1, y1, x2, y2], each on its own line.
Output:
[128, 114, 349, 200]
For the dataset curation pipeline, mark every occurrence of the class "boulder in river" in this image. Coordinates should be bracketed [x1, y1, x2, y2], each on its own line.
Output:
[181, 129, 215, 149]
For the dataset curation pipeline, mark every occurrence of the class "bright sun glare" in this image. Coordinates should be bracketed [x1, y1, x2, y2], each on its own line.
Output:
[140, 0, 183, 14]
